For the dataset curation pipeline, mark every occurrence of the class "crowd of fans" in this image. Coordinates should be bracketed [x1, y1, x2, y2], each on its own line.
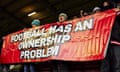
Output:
[73, 1, 119, 19]
[0, 0, 120, 72]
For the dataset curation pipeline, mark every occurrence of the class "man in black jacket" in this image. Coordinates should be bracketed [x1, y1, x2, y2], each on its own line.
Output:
[101, 13, 120, 72]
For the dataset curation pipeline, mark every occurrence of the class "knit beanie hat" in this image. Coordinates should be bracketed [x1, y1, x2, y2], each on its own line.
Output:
[31, 19, 40, 26]
[59, 13, 68, 20]
[93, 7, 101, 12]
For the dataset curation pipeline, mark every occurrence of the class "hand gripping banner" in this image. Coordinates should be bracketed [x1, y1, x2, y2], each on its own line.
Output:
[0, 9, 117, 64]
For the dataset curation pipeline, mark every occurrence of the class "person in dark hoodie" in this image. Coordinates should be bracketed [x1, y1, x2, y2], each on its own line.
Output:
[101, 12, 120, 72]
[102, 1, 114, 11]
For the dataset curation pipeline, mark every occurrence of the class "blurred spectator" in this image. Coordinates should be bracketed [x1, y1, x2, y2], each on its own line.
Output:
[58, 13, 68, 22]
[80, 10, 88, 17]
[2, 65, 9, 72]
[84, 12, 88, 16]
[102, 1, 114, 11]
[9, 64, 22, 72]
[109, 0, 120, 7]
[24, 19, 40, 72]
[93, 7, 101, 13]
[52, 13, 69, 72]
[24, 63, 35, 72]
[80, 10, 84, 17]
[73, 16, 78, 19]
[0, 38, 9, 72]
[101, 13, 120, 72]
[117, 2, 120, 9]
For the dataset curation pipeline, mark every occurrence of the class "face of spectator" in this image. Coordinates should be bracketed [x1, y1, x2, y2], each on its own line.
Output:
[84, 12, 88, 16]
[80, 10, 84, 14]
[73, 16, 78, 19]
[95, 10, 101, 13]
[103, 1, 109, 7]
[32, 25, 38, 27]
[59, 15, 66, 22]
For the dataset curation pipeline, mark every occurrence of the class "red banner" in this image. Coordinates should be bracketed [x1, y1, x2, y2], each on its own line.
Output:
[0, 9, 117, 64]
